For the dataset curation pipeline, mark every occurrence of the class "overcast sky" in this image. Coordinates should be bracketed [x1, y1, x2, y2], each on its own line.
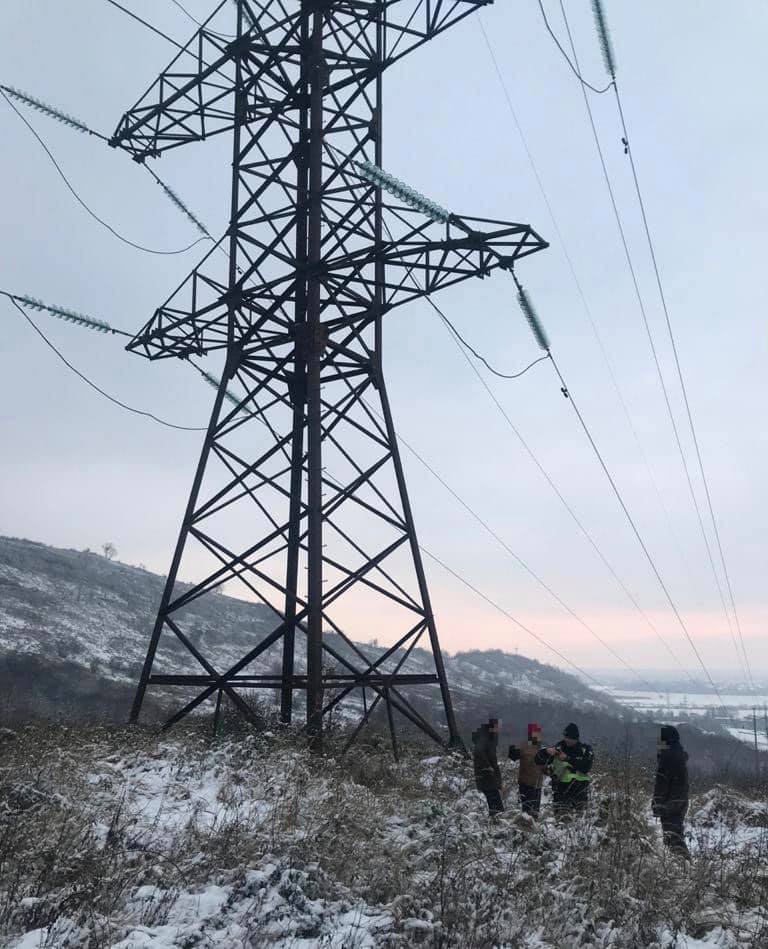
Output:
[1, 1, 766, 683]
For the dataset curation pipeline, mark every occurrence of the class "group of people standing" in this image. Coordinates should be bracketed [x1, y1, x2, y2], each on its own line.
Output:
[472, 718, 690, 857]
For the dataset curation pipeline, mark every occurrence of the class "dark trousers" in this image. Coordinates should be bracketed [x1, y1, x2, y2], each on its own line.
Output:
[482, 789, 504, 814]
[661, 813, 689, 856]
[519, 783, 542, 818]
[553, 781, 589, 819]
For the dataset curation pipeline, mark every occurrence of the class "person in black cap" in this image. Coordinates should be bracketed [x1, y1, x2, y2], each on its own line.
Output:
[536, 722, 593, 818]
[472, 718, 504, 815]
[652, 724, 690, 858]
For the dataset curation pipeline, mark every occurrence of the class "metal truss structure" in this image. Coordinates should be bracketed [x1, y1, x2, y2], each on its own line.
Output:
[112, 0, 547, 751]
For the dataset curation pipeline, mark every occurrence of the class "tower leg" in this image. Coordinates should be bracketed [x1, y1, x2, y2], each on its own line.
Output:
[281, 10, 311, 726]
[305, 7, 325, 749]
[375, 378, 461, 747]
[129, 371, 232, 723]
[369, 27, 459, 747]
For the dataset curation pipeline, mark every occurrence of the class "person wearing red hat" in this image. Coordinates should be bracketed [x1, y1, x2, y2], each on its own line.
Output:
[508, 722, 547, 818]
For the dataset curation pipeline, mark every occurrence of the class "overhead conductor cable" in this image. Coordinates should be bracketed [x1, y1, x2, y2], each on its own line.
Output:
[510, 276, 728, 709]
[586, 0, 754, 685]
[1, 83, 215, 248]
[476, 15, 703, 678]
[371, 204, 660, 686]
[555, 0, 750, 683]
[533, 0, 748, 684]
[4, 294, 205, 432]
[0, 88, 210, 256]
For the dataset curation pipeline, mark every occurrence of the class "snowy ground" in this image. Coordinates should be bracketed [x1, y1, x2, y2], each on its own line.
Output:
[1, 724, 766, 948]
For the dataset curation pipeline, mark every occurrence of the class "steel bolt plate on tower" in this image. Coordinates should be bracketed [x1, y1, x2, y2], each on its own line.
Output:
[111, 0, 547, 751]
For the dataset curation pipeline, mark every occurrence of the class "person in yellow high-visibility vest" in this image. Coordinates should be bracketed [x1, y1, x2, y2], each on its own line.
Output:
[535, 723, 593, 818]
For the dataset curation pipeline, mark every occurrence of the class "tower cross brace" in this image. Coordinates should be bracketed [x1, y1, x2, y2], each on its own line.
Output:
[111, 0, 547, 751]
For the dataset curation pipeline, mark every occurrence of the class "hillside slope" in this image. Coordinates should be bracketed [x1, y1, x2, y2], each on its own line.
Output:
[0, 536, 619, 726]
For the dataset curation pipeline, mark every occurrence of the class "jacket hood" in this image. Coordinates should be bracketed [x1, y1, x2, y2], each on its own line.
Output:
[660, 724, 680, 744]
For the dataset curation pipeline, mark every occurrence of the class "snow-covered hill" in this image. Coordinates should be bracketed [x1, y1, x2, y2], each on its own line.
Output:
[0, 535, 620, 723]
[1, 723, 765, 948]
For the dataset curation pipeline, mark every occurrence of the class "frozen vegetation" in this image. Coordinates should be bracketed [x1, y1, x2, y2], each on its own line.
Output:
[1, 723, 766, 948]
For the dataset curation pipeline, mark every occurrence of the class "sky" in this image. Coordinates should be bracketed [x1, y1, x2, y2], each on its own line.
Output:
[1, 1, 766, 683]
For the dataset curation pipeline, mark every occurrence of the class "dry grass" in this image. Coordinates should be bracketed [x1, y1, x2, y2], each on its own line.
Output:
[0, 722, 766, 947]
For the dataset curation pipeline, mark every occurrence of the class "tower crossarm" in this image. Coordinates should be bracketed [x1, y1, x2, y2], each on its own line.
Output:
[331, 1, 495, 76]
[331, 210, 548, 311]
[108, 3, 305, 161]
[124, 211, 547, 360]
[107, 1, 493, 161]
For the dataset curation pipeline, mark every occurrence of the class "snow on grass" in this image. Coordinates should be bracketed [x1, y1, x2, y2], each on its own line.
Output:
[1, 724, 767, 947]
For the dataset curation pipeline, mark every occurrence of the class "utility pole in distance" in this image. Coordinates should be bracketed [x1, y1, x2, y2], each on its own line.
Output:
[111, 0, 547, 750]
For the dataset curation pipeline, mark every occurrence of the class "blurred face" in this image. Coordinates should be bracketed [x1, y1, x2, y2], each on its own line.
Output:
[658, 739, 668, 751]
[563, 736, 577, 747]
[530, 729, 541, 744]
[489, 720, 500, 735]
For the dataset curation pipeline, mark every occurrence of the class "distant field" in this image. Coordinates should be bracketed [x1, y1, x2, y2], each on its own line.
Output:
[600, 687, 768, 747]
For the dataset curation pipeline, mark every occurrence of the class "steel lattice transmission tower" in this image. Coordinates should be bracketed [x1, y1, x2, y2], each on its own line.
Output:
[111, 0, 547, 749]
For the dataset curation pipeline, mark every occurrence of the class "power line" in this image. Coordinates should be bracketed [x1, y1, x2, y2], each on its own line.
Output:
[474, 17, 707, 649]
[104, 0, 227, 62]
[609, 77, 755, 689]
[534, 0, 611, 95]
[426, 291, 696, 684]
[103, 0, 186, 50]
[555, 1, 752, 686]
[378, 217, 665, 682]
[5, 271, 643, 687]
[382, 405, 657, 690]
[0, 89, 209, 256]
[2, 81, 218, 245]
[390, 174, 693, 687]
[166, 0, 236, 38]
[6, 295, 206, 432]
[420, 545, 603, 687]
[548, 351, 728, 709]
[168, 0, 203, 26]
[430, 308, 549, 379]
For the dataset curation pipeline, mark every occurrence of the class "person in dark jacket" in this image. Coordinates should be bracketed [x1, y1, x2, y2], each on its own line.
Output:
[653, 724, 690, 858]
[473, 718, 503, 814]
[535, 722, 593, 818]
[509, 722, 547, 818]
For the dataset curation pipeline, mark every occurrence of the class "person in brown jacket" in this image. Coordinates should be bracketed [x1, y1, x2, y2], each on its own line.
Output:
[508, 722, 547, 817]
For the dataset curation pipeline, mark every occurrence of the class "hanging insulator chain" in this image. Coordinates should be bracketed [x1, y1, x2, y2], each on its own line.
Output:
[511, 275, 551, 354]
[591, 0, 617, 80]
[354, 159, 452, 224]
[0, 84, 98, 136]
[12, 294, 115, 334]
[148, 171, 212, 240]
[197, 366, 245, 410]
